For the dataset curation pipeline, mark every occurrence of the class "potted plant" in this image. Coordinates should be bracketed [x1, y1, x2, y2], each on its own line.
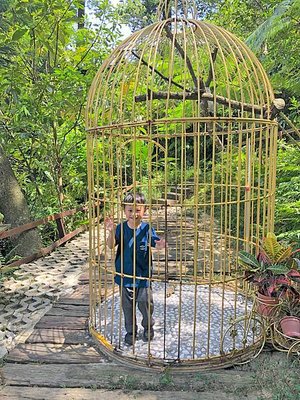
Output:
[278, 297, 300, 338]
[238, 233, 300, 317]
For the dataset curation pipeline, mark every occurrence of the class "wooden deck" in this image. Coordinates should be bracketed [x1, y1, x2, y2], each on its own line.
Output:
[1, 273, 101, 363]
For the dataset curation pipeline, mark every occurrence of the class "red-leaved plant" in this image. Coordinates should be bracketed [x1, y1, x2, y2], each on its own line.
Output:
[239, 233, 300, 298]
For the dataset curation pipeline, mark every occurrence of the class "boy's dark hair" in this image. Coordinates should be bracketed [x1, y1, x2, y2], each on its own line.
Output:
[123, 192, 146, 207]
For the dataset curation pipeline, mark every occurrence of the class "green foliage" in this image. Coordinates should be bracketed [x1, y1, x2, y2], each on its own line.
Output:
[267, 264, 291, 275]
[245, 0, 300, 100]
[239, 232, 298, 271]
[0, 0, 15, 66]
[0, 0, 299, 260]
[118, 0, 158, 31]
[279, 297, 300, 317]
[239, 251, 260, 269]
[118, 0, 218, 31]
[246, 0, 293, 51]
[208, 0, 279, 40]
[263, 232, 284, 263]
[0, 0, 121, 219]
[275, 140, 300, 243]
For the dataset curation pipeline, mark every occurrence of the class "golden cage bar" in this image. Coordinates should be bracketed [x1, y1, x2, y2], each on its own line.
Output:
[85, 0, 278, 370]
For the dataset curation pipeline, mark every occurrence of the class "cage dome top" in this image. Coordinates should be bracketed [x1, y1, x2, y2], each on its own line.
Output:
[86, 0, 277, 130]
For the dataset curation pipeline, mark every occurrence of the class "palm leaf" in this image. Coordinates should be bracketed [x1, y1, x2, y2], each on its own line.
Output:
[246, 0, 294, 51]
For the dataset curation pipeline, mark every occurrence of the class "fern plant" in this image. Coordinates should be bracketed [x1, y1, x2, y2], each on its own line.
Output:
[239, 233, 300, 298]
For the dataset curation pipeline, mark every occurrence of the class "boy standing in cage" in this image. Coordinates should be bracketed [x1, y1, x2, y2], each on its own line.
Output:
[105, 192, 166, 346]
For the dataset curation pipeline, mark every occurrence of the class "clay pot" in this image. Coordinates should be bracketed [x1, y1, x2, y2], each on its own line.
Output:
[280, 316, 300, 338]
[256, 292, 279, 318]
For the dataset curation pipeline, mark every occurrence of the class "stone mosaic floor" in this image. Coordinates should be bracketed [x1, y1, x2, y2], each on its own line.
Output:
[0, 232, 89, 358]
[97, 282, 256, 361]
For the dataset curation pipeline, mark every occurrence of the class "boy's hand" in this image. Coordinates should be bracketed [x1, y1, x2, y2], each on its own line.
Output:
[155, 238, 167, 250]
[105, 217, 116, 249]
[105, 217, 115, 232]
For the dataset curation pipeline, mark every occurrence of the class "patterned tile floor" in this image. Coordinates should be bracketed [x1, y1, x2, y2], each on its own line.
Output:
[0, 232, 89, 358]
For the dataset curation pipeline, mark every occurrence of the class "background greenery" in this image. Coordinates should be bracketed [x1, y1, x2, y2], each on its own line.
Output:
[0, 0, 299, 262]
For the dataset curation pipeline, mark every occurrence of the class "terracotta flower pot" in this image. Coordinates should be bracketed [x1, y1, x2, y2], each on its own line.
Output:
[256, 292, 279, 318]
[280, 316, 300, 338]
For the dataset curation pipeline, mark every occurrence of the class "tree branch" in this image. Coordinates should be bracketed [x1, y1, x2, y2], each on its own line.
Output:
[205, 47, 218, 88]
[131, 50, 187, 91]
[59, 103, 84, 153]
[53, 23, 59, 68]
[74, 6, 112, 69]
[159, 0, 172, 20]
[279, 111, 300, 141]
[74, 29, 101, 69]
[164, 24, 205, 92]
[46, 1, 73, 42]
[135, 89, 265, 113]
[61, 137, 86, 162]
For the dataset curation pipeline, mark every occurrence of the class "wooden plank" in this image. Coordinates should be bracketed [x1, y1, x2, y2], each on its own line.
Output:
[58, 297, 90, 306]
[65, 292, 89, 301]
[78, 272, 89, 282]
[0, 386, 259, 400]
[0, 223, 11, 233]
[25, 328, 93, 345]
[5, 226, 87, 268]
[67, 284, 90, 298]
[5, 344, 104, 364]
[1, 363, 255, 390]
[0, 205, 87, 239]
[47, 304, 89, 317]
[35, 315, 87, 330]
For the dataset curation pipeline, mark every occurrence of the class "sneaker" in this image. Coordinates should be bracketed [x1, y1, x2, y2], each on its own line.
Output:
[143, 329, 154, 342]
[124, 333, 136, 346]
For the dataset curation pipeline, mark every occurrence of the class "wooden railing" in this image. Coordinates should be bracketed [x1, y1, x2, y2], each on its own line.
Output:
[0, 205, 89, 270]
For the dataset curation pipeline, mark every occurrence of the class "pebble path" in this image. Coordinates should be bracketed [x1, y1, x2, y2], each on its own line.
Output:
[97, 282, 256, 361]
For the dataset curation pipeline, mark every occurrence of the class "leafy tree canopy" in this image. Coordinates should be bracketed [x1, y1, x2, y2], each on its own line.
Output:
[0, 0, 121, 217]
[246, 0, 300, 101]
[0, 0, 299, 257]
[117, 0, 217, 31]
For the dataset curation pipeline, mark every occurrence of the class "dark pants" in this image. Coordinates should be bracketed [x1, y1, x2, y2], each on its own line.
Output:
[120, 286, 154, 335]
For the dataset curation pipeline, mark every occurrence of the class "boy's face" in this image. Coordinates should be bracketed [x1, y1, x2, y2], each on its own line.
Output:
[124, 203, 145, 227]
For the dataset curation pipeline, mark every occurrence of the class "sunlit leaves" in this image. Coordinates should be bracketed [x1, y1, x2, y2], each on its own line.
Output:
[11, 29, 27, 41]
[0, 0, 121, 215]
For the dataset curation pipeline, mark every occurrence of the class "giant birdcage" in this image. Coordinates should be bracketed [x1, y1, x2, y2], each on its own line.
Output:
[86, 0, 278, 369]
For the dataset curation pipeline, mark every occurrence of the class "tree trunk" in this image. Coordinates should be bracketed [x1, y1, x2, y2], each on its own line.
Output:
[0, 145, 42, 257]
[77, 1, 85, 30]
